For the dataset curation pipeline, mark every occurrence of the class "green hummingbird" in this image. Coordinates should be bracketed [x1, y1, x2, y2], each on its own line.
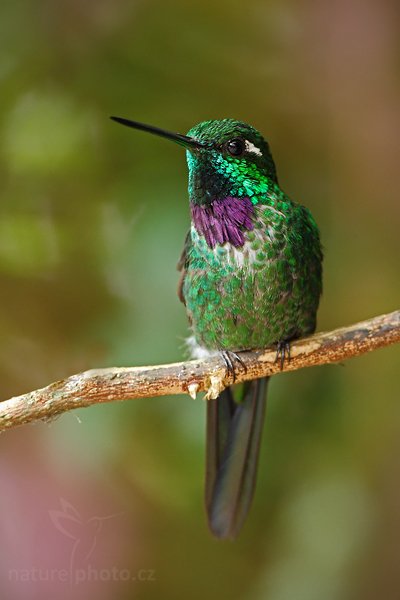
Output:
[111, 116, 323, 539]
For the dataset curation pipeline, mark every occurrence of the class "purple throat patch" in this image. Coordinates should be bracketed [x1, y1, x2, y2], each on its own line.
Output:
[191, 196, 254, 248]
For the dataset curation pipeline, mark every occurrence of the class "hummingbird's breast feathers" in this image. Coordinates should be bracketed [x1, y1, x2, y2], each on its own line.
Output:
[187, 187, 302, 276]
[190, 222, 270, 271]
[190, 196, 254, 248]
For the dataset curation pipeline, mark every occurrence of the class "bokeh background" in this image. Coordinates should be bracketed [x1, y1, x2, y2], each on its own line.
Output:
[0, 1, 399, 598]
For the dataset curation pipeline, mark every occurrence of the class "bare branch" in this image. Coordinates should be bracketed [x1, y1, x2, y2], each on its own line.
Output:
[0, 310, 399, 432]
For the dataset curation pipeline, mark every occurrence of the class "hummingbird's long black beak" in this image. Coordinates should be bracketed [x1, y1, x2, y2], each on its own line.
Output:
[110, 116, 204, 150]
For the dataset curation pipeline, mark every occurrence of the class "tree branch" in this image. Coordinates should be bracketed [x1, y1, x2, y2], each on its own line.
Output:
[0, 310, 399, 432]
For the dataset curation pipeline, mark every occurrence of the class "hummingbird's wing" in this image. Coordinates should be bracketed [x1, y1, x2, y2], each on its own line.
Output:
[177, 230, 192, 305]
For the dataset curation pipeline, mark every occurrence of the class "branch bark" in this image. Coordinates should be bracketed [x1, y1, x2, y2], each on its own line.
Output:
[0, 310, 399, 433]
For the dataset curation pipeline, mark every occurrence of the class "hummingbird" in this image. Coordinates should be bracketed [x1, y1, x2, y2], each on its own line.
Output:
[111, 116, 323, 539]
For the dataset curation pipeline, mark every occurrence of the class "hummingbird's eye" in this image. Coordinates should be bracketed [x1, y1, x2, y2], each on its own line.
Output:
[226, 138, 245, 156]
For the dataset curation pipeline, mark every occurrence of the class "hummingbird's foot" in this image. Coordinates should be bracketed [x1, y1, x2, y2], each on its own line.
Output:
[275, 340, 291, 371]
[221, 351, 247, 383]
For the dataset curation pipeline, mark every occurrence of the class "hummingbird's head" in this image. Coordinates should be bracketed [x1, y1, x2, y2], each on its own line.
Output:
[185, 119, 277, 205]
[110, 116, 277, 206]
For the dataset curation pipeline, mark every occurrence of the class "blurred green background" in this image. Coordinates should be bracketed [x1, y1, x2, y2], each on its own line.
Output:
[0, 0, 399, 598]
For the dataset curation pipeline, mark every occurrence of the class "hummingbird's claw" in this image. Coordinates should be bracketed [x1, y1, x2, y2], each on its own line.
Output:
[221, 350, 247, 383]
[275, 340, 291, 370]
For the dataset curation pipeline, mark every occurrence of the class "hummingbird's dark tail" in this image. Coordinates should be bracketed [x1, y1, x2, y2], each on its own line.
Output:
[205, 377, 269, 539]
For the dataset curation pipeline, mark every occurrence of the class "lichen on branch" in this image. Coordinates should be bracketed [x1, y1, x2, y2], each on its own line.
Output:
[0, 310, 399, 433]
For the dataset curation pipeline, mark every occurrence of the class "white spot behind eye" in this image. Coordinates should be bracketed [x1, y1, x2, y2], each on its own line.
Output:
[245, 140, 262, 156]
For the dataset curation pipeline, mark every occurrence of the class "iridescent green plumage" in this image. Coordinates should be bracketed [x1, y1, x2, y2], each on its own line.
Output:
[111, 116, 323, 540]
[182, 186, 321, 351]
[180, 120, 321, 353]
[179, 120, 322, 539]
